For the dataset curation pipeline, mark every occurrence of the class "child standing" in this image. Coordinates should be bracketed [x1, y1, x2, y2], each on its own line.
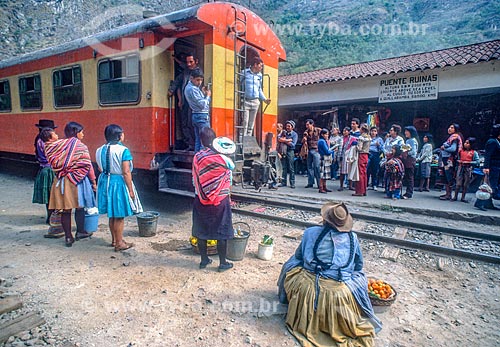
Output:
[385, 145, 405, 199]
[453, 137, 479, 202]
[416, 134, 433, 192]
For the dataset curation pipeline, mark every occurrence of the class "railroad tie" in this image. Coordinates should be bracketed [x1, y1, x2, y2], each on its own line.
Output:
[380, 227, 408, 261]
[437, 234, 454, 270]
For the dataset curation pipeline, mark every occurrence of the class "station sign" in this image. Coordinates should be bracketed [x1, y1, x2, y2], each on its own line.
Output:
[378, 74, 438, 103]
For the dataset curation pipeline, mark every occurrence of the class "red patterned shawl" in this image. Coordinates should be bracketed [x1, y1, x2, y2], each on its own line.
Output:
[446, 133, 463, 153]
[192, 148, 231, 206]
[45, 137, 92, 185]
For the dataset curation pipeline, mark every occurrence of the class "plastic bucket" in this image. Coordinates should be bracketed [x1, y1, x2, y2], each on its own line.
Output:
[226, 230, 250, 261]
[257, 243, 273, 261]
[136, 211, 160, 237]
[84, 213, 99, 233]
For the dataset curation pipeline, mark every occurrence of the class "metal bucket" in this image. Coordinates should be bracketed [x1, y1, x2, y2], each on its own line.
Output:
[136, 211, 160, 237]
[226, 222, 251, 261]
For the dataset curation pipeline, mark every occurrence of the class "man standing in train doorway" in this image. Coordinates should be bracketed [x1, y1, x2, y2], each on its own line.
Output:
[168, 53, 202, 151]
[242, 57, 271, 136]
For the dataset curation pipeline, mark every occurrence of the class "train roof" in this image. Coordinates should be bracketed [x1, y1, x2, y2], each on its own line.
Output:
[0, 2, 285, 70]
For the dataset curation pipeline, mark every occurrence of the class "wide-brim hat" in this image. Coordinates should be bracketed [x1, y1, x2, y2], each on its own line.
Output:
[213, 136, 236, 155]
[320, 202, 353, 232]
[35, 119, 57, 129]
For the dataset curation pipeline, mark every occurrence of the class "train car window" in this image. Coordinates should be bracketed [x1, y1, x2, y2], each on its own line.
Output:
[19, 74, 42, 110]
[53, 65, 83, 108]
[0, 80, 11, 112]
[98, 54, 140, 105]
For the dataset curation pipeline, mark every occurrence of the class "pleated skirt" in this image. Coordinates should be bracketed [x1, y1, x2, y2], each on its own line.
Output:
[32, 167, 55, 204]
[97, 174, 133, 218]
[192, 195, 233, 240]
[284, 267, 375, 347]
[48, 176, 79, 210]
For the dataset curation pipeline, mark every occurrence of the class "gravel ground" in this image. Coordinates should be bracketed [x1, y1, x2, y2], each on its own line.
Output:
[0, 172, 499, 347]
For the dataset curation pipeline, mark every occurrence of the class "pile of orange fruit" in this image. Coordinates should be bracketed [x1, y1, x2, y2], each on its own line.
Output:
[368, 278, 395, 300]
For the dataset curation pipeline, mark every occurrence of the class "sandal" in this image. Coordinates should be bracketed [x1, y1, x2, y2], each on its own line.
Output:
[44, 232, 64, 239]
[114, 241, 134, 252]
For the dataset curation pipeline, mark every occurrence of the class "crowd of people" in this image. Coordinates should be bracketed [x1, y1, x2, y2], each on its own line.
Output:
[274, 118, 500, 211]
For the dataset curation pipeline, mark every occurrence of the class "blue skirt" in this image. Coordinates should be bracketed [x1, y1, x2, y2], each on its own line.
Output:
[97, 174, 133, 218]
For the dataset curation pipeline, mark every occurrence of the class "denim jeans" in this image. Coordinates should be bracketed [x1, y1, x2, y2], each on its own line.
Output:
[192, 113, 210, 152]
[367, 152, 380, 187]
[307, 149, 321, 187]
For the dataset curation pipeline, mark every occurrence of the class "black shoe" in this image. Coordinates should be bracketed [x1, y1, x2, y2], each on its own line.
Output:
[305, 184, 313, 188]
[75, 231, 92, 241]
[477, 206, 488, 212]
[218, 262, 233, 272]
[199, 258, 213, 269]
[290, 185, 296, 189]
[65, 238, 75, 247]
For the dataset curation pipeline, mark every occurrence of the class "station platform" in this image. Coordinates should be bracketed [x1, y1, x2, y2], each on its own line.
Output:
[231, 174, 500, 227]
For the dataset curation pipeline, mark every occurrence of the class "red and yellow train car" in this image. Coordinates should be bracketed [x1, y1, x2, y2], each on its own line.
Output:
[0, 2, 285, 192]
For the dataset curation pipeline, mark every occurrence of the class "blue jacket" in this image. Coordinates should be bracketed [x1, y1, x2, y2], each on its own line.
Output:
[318, 138, 334, 157]
[242, 68, 266, 101]
[184, 81, 210, 113]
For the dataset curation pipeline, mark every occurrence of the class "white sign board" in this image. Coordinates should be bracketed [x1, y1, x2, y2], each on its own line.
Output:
[378, 74, 438, 103]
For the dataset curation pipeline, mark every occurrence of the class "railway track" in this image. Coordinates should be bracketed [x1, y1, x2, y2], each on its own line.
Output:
[231, 193, 500, 265]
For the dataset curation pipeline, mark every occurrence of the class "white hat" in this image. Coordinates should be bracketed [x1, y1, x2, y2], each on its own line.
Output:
[212, 137, 236, 155]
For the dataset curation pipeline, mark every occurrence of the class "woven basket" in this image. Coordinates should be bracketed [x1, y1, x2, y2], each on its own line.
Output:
[192, 243, 218, 255]
[369, 287, 397, 306]
[368, 278, 397, 307]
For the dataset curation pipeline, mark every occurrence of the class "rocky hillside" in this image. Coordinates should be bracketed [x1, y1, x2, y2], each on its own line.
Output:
[0, 0, 498, 74]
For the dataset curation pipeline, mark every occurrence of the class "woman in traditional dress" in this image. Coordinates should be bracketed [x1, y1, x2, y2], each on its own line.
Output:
[277, 202, 382, 347]
[96, 124, 141, 252]
[192, 127, 234, 272]
[317, 129, 334, 194]
[337, 127, 356, 191]
[45, 122, 96, 247]
[32, 119, 57, 225]
[439, 123, 463, 200]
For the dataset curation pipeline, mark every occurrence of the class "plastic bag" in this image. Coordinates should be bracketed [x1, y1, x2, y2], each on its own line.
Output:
[476, 182, 492, 201]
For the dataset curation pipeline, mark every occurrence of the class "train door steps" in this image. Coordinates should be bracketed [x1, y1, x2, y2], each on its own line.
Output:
[159, 167, 194, 192]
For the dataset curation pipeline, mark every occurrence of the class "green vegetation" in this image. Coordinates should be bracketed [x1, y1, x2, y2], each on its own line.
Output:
[243, 0, 500, 75]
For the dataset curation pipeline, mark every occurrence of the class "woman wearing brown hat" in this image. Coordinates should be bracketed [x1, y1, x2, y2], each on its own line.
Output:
[278, 202, 381, 346]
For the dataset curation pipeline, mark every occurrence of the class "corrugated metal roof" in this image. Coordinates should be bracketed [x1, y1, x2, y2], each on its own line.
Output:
[0, 5, 200, 70]
[279, 40, 500, 88]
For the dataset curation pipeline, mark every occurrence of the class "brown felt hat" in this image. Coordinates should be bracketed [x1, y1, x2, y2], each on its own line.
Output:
[320, 202, 353, 232]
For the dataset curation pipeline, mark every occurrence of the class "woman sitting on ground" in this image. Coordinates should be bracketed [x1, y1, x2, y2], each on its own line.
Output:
[277, 202, 382, 347]
[192, 127, 235, 272]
